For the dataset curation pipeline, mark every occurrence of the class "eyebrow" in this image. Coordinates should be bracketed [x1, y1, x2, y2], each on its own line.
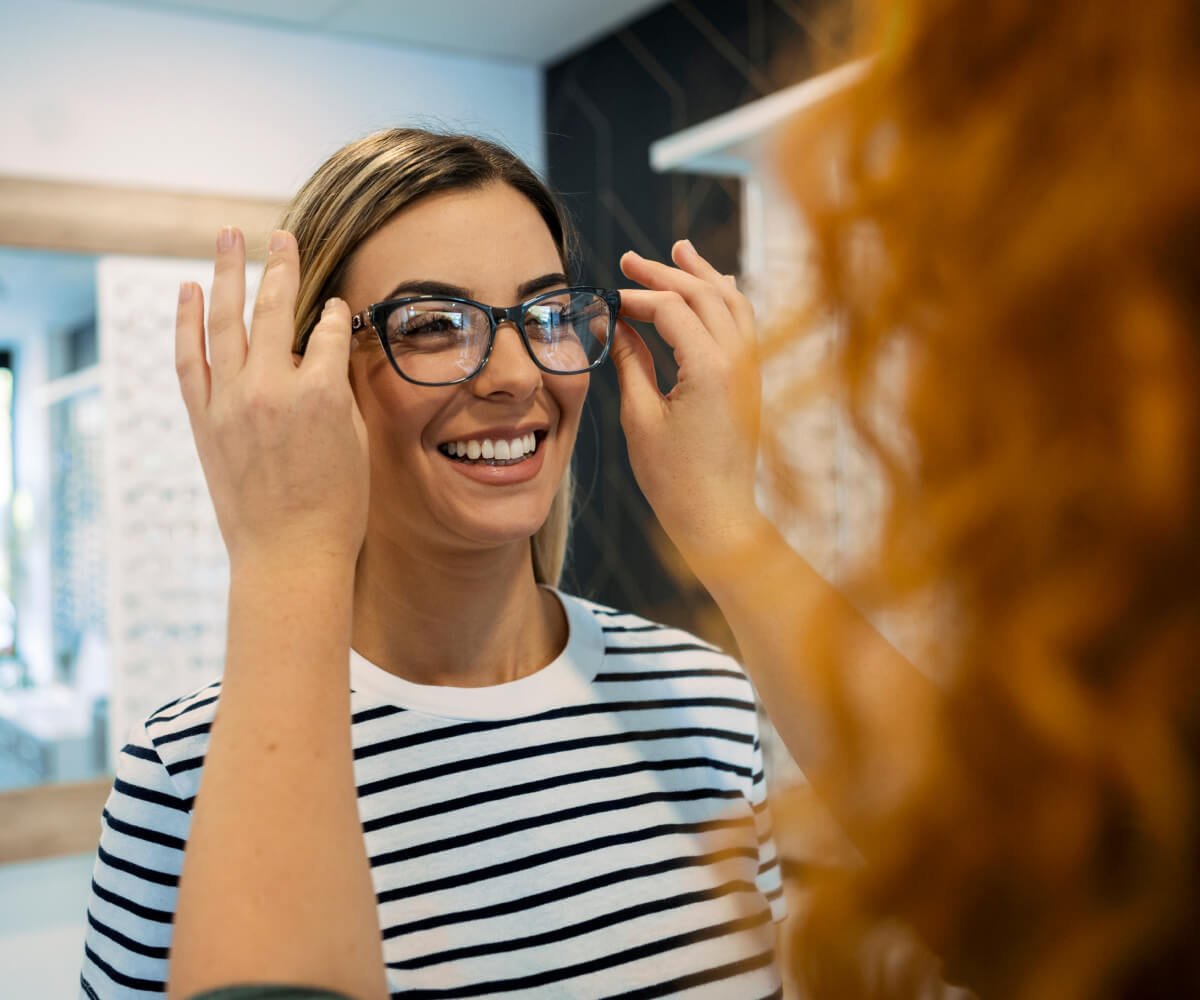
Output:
[381, 272, 569, 304]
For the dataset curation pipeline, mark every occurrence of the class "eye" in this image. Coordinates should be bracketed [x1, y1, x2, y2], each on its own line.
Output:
[387, 307, 468, 349]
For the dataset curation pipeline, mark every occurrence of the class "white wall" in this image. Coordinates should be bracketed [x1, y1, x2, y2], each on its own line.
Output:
[0, 0, 545, 199]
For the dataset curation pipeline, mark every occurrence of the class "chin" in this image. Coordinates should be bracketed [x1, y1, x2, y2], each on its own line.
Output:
[443, 503, 555, 552]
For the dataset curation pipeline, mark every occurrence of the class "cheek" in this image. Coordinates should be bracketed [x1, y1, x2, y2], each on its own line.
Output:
[550, 373, 589, 432]
[354, 359, 443, 449]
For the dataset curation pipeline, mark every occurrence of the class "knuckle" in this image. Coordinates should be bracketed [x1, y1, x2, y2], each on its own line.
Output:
[263, 250, 294, 278]
[175, 355, 200, 380]
[240, 385, 284, 422]
[255, 285, 289, 314]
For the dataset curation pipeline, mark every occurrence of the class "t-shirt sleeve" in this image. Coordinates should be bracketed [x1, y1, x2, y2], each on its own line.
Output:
[80, 722, 190, 998]
[750, 727, 788, 924]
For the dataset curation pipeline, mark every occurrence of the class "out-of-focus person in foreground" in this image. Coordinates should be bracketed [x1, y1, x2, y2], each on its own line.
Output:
[631, 0, 1199, 995]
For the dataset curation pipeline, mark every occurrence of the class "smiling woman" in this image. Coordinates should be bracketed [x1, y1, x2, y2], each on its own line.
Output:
[78, 129, 786, 1000]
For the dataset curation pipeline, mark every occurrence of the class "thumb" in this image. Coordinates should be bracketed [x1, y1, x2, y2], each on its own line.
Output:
[303, 296, 353, 372]
[609, 320, 664, 435]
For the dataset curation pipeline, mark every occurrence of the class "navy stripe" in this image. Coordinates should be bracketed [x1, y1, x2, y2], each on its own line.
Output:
[356, 725, 752, 800]
[389, 878, 760, 970]
[605, 642, 724, 655]
[370, 786, 743, 868]
[352, 703, 405, 724]
[97, 844, 179, 888]
[147, 691, 219, 727]
[363, 755, 749, 834]
[83, 943, 166, 992]
[112, 777, 191, 813]
[120, 743, 161, 764]
[143, 691, 189, 720]
[600, 624, 668, 633]
[90, 878, 173, 924]
[86, 911, 169, 960]
[600, 948, 778, 1000]
[103, 809, 186, 852]
[382, 845, 759, 939]
[153, 719, 212, 747]
[391, 909, 771, 998]
[355, 696, 755, 761]
[377, 815, 755, 903]
[595, 668, 746, 682]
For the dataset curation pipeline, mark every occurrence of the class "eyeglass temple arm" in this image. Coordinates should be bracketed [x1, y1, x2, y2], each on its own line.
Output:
[298, 309, 371, 354]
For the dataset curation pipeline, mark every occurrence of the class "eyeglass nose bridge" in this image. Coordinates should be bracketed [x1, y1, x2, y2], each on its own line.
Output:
[474, 303, 542, 375]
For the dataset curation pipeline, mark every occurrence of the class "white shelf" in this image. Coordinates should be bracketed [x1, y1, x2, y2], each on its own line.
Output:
[648, 59, 868, 176]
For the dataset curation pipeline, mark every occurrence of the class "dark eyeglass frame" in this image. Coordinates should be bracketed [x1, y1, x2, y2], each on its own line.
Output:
[307, 285, 620, 387]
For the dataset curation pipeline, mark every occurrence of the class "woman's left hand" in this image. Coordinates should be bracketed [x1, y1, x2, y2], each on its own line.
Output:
[610, 239, 765, 569]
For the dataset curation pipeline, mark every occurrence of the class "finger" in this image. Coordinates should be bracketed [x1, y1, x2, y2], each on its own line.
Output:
[247, 230, 302, 365]
[617, 287, 721, 366]
[671, 240, 757, 343]
[175, 280, 211, 417]
[621, 249, 739, 350]
[302, 297, 354, 374]
[207, 226, 248, 380]
[608, 320, 664, 435]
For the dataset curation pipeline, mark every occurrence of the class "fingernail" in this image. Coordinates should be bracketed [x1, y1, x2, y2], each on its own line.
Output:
[269, 230, 289, 253]
[217, 226, 235, 252]
[323, 297, 340, 314]
[679, 239, 695, 254]
[178, 281, 193, 304]
[623, 249, 642, 260]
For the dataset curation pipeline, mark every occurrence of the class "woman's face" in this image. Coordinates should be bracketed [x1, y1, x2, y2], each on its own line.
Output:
[341, 181, 587, 558]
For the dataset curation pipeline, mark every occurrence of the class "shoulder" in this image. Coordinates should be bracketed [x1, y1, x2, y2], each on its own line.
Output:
[560, 591, 755, 697]
[115, 679, 222, 793]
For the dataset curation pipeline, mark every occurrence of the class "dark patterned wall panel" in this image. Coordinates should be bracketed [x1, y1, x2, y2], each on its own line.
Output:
[547, 0, 834, 640]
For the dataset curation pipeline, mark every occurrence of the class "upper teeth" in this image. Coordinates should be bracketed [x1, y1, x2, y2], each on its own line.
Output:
[442, 433, 538, 461]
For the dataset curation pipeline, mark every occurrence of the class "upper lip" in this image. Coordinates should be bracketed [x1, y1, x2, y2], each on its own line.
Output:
[436, 424, 547, 446]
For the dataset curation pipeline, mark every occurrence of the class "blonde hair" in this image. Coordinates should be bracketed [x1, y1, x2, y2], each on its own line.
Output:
[278, 128, 578, 585]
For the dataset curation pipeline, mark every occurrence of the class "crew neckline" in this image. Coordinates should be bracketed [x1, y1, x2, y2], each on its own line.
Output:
[348, 589, 605, 721]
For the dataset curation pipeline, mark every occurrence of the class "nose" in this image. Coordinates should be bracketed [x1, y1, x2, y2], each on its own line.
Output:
[471, 320, 541, 398]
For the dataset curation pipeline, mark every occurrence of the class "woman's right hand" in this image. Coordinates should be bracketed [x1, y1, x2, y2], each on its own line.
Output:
[175, 227, 369, 573]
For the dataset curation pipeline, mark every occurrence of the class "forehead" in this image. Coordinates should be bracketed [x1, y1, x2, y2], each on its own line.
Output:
[345, 182, 563, 303]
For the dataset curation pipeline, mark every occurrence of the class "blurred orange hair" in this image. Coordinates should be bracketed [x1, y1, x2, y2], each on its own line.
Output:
[777, 1, 1200, 996]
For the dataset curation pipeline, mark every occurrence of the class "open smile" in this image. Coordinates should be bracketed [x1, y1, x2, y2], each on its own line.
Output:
[437, 430, 546, 466]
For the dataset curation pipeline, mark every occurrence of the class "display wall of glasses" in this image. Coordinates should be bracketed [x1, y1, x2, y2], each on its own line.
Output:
[100, 256, 261, 759]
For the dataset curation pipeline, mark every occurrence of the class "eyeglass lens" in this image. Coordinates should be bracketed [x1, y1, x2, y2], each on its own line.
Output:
[381, 290, 611, 383]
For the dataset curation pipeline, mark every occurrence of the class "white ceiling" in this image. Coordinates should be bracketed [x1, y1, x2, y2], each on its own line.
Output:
[73, 0, 670, 65]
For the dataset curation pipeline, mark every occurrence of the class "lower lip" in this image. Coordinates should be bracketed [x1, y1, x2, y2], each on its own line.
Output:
[440, 439, 548, 485]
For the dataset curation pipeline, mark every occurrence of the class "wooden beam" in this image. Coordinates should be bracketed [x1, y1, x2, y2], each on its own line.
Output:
[0, 778, 110, 863]
[0, 175, 286, 258]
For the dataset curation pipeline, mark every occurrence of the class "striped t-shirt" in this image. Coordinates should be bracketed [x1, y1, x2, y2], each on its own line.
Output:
[81, 592, 786, 998]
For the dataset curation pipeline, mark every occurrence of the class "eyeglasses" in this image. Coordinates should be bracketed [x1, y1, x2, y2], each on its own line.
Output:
[314, 286, 619, 387]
